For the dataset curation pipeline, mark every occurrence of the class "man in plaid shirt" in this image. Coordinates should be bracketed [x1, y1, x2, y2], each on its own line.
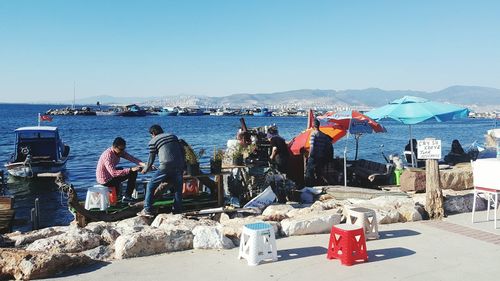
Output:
[96, 137, 145, 203]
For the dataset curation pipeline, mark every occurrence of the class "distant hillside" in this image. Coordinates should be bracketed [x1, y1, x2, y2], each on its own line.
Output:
[73, 85, 500, 112]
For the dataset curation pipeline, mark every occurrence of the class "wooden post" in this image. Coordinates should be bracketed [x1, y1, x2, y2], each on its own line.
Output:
[216, 174, 224, 207]
[425, 159, 444, 219]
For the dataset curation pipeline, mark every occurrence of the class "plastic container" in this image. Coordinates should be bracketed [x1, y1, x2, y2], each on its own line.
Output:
[394, 169, 403, 186]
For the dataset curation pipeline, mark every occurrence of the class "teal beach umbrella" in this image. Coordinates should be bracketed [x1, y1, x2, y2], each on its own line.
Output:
[366, 96, 469, 166]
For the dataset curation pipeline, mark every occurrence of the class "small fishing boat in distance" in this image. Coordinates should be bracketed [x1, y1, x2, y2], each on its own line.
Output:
[253, 107, 272, 117]
[115, 104, 147, 117]
[4, 126, 70, 178]
[152, 106, 179, 116]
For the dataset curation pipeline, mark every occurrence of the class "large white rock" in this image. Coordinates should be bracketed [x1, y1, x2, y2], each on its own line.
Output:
[151, 213, 217, 232]
[280, 209, 342, 236]
[82, 245, 114, 261]
[220, 216, 280, 240]
[101, 227, 121, 245]
[114, 216, 151, 234]
[0, 248, 94, 280]
[345, 196, 424, 224]
[440, 164, 473, 190]
[192, 226, 234, 249]
[311, 199, 341, 211]
[377, 209, 402, 224]
[286, 206, 316, 218]
[114, 228, 193, 259]
[26, 228, 101, 254]
[85, 221, 114, 235]
[262, 204, 295, 217]
[7, 226, 69, 247]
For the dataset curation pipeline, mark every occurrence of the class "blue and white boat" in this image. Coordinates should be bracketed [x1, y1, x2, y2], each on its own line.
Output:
[253, 107, 272, 117]
[153, 107, 178, 116]
[4, 126, 70, 178]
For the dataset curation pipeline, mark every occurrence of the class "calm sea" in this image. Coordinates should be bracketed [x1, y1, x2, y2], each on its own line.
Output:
[0, 103, 497, 231]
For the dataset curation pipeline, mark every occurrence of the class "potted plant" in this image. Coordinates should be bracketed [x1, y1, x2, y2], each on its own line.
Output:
[210, 147, 224, 174]
[231, 144, 245, 166]
[184, 145, 205, 175]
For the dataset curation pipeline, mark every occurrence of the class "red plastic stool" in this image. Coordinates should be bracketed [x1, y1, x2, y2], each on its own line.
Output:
[108, 186, 118, 206]
[327, 224, 368, 266]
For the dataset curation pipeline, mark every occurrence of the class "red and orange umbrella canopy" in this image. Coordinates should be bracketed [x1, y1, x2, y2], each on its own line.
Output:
[318, 110, 386, 134]
[289, 126, 346, 156]
[288, 110, 385, 156]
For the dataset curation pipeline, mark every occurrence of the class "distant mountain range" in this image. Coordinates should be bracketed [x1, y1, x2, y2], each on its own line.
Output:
[73, 85, 500, 112]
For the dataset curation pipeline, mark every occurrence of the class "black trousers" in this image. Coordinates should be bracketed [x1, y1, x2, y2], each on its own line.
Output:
[103, 170, 138, 197]
[305, 157, 325, 186]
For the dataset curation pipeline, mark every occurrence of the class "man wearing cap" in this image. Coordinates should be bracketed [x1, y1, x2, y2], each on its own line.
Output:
[267, 126, 290, 174]
[305, 119, 333, 185]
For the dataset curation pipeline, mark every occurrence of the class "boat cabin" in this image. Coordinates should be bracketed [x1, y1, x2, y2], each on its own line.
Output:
[12, 126, 66, 163]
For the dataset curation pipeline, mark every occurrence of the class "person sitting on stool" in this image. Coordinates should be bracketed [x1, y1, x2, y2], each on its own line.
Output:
[96, 137, 145, 203]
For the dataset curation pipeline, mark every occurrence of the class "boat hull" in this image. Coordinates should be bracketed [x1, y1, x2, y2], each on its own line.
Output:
[5, 160, 68, 178]
[253, 112, 272, 117]
[116, 111, 147, 117]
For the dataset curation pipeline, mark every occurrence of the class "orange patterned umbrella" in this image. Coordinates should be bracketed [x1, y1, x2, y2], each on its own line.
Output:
[288, 125, 346, 156]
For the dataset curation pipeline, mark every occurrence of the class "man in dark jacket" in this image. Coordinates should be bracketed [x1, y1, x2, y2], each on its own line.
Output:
[305, 119, 332, 185]
[137, 124, 185, 217]
[267, 127, 290, 174]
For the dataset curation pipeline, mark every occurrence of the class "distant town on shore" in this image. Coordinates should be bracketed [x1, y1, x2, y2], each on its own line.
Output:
[8, 85, 500, 117]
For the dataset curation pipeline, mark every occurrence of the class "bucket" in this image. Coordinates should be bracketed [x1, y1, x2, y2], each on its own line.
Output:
[394, 169, 403, 186]
[108, 186, 118, 206]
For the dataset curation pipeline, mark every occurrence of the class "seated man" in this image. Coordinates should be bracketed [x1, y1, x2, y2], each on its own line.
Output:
[404, 139, 425, 167]
[444, 139, 470, 165]
[404, 139, 418, 163]
[96, 137, 145, 203]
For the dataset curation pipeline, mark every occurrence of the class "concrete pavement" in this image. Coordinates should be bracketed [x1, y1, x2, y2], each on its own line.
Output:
[47, 210, 500, 281]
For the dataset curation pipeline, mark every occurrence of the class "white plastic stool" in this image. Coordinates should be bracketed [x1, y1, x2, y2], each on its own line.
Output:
[85, 185, 110, 211]
[472, 187, 499, 229]
[238, 222, 278, 266]
[346, 207, 379, 240]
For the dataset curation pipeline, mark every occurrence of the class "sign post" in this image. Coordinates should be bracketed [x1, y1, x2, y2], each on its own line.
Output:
[418, 138, 444, 219]
[417, 139, 441, 160]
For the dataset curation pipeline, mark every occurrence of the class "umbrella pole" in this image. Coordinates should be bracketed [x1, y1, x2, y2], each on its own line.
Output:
[409, 125, 415, 167]
[344, 149, 347, 187]
[344, 132, 350, 187]
[354, 134, 360, 160]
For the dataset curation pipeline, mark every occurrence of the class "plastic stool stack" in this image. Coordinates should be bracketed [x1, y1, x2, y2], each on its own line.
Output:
[346, 207, 379, 240]
[327, 224, 368, 266]
[85, 185, 110, 211]
[238, 222, 278, 266]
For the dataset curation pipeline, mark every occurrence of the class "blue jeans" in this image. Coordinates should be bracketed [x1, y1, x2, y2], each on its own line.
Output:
[144, 168, 183, 213]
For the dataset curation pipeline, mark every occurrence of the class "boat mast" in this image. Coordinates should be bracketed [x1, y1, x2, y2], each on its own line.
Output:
[72, 81, 76, 110]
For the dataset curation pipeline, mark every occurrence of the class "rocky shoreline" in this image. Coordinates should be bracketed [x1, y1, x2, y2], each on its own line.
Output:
[0, 185, 485, 280]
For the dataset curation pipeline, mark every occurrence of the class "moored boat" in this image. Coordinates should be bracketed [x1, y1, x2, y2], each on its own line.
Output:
[4, 126, 70, 178]
[253, 107, 272, 117]
[114, 104, 147, 117]
[152, 107, 178, 116]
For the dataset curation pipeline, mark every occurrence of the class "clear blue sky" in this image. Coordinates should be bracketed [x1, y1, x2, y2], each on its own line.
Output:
[1, 0, 499, 103]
